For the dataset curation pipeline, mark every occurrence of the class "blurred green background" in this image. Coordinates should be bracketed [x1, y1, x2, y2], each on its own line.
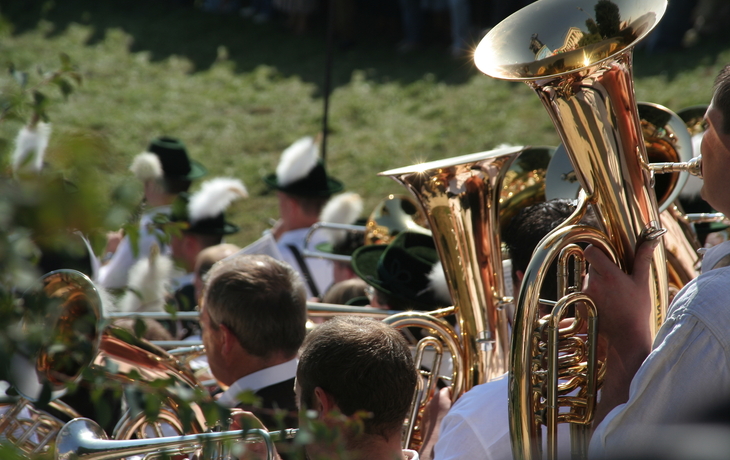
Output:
[1, 0, 729, 249]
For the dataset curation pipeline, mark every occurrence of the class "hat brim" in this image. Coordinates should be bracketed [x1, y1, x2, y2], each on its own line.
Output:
[264, 173, 343, 197]
[187, 222, 239, 236]
[351, 244, 395, 298]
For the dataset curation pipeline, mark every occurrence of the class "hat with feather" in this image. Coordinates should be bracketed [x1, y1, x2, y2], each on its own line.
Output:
[172, 177, 248, 235]
[129, 136, 207, 182]
[315, 192, 366, 256]
[263, 136, 343, 197]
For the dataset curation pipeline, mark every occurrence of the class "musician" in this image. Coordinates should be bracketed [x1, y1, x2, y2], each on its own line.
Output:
[200, 253, 305, 430]
[350, 231, 452, 311]
[261, 136, 344, 298]
[168, 177, 247, 314]
[96, 137, 206, 290]
[420, 199, 579, 460]
[586, 65, 730, 457]
[295, 316, 420, 460]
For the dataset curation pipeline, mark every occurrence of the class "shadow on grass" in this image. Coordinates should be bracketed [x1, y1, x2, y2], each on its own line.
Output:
[1, 0, 481, 93]
[3, 0, 730, 93]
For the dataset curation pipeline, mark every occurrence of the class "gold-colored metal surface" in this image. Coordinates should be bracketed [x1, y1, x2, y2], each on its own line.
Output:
[381, 146, 527, 388]
[475, 0, 669, 458]
[364, 194, 431, 245]
[383, 312, 464, 449]
[55, 417, 296, 460]
[381, 146, 540, 448]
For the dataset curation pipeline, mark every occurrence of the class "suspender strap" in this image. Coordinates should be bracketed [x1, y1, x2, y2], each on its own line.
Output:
[287, 244, 320, 298]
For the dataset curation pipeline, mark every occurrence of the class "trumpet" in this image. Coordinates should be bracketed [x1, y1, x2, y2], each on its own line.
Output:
[55, 417, 297, 460]
[475, 0, 673, 458]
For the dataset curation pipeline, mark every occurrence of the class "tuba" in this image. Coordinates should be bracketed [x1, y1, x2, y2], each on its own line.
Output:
[475, 0, 674, 458]
[380, 145, 552, 448]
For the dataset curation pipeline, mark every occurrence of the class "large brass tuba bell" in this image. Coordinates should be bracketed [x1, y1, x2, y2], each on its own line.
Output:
[380, 145, 553, 447]
[475, 0, 671, 458]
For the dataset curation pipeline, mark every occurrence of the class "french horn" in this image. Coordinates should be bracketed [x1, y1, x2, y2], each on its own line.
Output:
[475, 0, 672, 458]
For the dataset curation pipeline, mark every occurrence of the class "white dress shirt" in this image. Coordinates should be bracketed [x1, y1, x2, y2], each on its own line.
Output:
[589, 240, 730, 458]
[217, 358, 298, 409]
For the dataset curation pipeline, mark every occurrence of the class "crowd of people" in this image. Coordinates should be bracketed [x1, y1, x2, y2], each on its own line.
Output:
[92, 63, 730, 460]
[4, 4, 730, 457]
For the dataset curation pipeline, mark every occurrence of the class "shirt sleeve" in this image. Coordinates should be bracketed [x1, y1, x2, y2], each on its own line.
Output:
[589, 312, 730, 458]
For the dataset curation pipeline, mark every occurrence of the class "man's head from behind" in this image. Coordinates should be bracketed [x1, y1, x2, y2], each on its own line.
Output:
[201, 254, 307, 385]
[296, 316, 416, 450]
[503, 199, 577, 302]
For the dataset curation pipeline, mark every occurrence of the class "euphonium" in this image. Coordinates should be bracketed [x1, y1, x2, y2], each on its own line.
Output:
[380, 145, 547, 447]
[475, 0, 670, 458]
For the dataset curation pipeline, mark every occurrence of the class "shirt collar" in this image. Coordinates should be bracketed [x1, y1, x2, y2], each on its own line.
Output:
[217, 358, 298, 408]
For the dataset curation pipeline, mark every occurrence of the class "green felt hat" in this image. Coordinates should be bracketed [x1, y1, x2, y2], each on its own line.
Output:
[351, 231, 443, 309]
[148, 136, 207, 181]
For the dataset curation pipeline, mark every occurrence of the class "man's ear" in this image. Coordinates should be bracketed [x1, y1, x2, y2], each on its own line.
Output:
[219, 323, 238, 355]
[313, 387, 337, 416]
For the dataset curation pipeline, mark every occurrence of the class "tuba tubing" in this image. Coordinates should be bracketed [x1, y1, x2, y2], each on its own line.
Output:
[475, 0, 670, 458]
[55, 418, 297, 460]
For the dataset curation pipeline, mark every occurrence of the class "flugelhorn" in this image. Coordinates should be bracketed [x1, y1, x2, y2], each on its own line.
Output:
[55, 417, 297, 460]
[475, 0, 670, 458]
[380, 145, 551, 448]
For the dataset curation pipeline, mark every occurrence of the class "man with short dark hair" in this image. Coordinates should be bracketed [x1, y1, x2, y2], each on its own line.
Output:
[295, 316, 420, 459]
[586, 64, 730, 457]
[200, 254, 306, 430]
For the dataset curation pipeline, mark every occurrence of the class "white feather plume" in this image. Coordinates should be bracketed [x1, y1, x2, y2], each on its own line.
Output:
[425, 261, 452, 306]
[319, 192, 364, 244]
[119, 244, 174, 312]
[276, 136, 319, 187]
[129, 152, 163, 181]
[97, 285, 118, 314]
[12, 122, 52, 173]
[188, 177, 248, 223]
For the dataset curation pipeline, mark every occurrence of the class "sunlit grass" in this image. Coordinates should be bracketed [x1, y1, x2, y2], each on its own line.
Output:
[0, 0, 728, 248]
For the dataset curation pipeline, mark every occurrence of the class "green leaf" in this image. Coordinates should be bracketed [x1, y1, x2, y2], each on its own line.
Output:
[11, 70, 28, 88]
[32, 90, 47, 108]
[59, 52, 71, 70]
[134, 317, 147, 338]
[54, 77, 74, 99]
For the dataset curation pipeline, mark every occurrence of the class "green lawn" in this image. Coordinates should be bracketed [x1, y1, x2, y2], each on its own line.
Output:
[1, 0, 729, 248]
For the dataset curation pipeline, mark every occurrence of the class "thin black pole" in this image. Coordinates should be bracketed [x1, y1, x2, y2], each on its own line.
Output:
[321, 0, 336, 164]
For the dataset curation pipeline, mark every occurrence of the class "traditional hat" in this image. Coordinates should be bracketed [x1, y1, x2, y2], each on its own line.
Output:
[263, 136, 343, 197]
[130, 136, 207, 182]
[315, 192, 365, 256]
[351, 231, 450, 309]
[172, 177, 248, 235]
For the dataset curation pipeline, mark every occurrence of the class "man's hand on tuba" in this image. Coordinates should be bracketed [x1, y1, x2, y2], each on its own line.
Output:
[583, 237, 662, 427]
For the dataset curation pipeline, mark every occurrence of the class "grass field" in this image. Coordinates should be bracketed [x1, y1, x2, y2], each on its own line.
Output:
[1, 0, 729, 248]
